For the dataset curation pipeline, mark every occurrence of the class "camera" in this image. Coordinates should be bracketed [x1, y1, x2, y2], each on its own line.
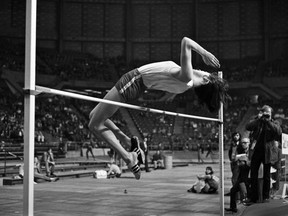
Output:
[260, 113, 271, 121]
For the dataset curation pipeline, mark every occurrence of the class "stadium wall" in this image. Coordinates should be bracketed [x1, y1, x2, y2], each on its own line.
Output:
[0, 0, 287, 63]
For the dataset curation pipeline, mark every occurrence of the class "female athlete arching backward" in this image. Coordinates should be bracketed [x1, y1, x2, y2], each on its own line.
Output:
[88, 37, 230, 180]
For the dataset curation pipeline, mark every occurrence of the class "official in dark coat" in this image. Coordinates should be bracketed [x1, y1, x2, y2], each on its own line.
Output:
[245, 105, 282, 204]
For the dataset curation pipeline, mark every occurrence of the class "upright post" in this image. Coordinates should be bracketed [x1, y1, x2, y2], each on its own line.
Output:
[23, 0, 37, 215]
[283, 155, 287, 199]
[4, 151, 7, 177]
[218, 71, 224, 216]
[281, 134, 288, 200]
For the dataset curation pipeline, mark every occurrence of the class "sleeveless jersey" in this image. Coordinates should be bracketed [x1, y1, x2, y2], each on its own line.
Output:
[138, 61, 193, 94]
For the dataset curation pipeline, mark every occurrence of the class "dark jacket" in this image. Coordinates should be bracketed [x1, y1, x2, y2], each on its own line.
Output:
[236, 146, 250, 184]
[270, 144, 282, 170]
[246, 117, 282, 164]
[228, 142, 239, 163]
[228, 132, 241, 162]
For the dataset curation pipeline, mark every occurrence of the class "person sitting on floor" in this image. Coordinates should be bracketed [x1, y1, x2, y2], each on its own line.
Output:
[152, 150, 164, 169]
[107, 163, 122, 178]
[16, 152, 59, 183]
[187, 166, 219, 194]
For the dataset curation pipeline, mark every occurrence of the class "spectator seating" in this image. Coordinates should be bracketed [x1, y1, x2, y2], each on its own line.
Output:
[264, 59, 288, 77]
[128, 101, 176, 150]
[0, 142, 60, 161]
[3, 40, 286, 163]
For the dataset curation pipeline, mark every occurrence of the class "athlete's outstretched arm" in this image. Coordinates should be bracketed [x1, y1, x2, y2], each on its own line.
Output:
[180, 37, 220, 79]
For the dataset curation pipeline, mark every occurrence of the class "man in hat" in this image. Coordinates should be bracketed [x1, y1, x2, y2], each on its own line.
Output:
[244, 105, 282, 205]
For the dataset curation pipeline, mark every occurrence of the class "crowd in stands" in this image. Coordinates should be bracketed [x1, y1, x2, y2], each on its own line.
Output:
[1, 38, 288, 87]
[0, 39, 124, 83]
[0, 92, 91, 154]
[196, 59, 259, 82]
[37, 49, 120, 82]
[129, 101, 176, 150]
[0, 88, 242, 155]
[0, 92, 24, 143]
[0, 39, 25, 72]
[2, 38, 284, 85]
[3, 81, 288, 158]
[222, 61, 258, 82]
[35, 96, 90, 143]
[1, 38, 288, 158]
[264, 59, 288, 77]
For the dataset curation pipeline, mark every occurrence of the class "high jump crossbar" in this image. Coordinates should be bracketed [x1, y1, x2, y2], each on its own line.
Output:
[34, 85, 222, 123]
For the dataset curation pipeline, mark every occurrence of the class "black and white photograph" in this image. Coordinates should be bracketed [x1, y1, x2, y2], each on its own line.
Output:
[0, 0, 288, 215]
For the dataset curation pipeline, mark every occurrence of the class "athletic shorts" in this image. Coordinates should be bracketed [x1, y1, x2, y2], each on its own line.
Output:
[115, 69, 146, 102]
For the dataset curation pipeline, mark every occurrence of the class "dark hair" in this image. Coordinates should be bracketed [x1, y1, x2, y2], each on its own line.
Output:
[194, 72, 231, 113]
[206, 166, 214, 174]
[231, 131, 241, 142]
